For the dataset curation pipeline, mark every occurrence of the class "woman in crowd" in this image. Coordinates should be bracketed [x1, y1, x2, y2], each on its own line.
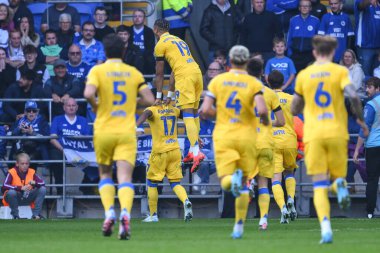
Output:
[0, 3, 14, 48]
[341, 49, 365, 96]
[18, 15, 40, 48]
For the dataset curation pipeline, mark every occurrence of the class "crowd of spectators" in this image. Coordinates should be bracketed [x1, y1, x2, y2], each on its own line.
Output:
[0, 0, 379, 199]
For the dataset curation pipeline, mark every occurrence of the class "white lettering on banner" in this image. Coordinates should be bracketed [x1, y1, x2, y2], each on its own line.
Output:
[62, 138, 94, 150]
[272, 63, 288, 68]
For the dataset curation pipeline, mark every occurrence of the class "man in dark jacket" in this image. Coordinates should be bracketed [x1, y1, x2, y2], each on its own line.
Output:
[1, 70, 45, 123]
[128, 9, 156, 78]
[200, 0, 239, 64]
[240, 0, 283, 62]
[43, 59, 82, 117]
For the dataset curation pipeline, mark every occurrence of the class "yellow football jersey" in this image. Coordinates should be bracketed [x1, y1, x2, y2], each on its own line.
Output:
[295, 62, 350, 143]
[86, 59, 147, 134]
[146, 104, 181, 153]
[273, 90, 297, 149]
[207, 69, 264, 141]
[154, 32, 201, 78]
[256, 86, 281, 149]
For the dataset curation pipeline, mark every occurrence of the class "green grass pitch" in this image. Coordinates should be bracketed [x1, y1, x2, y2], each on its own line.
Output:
[1, 218, 379, 253]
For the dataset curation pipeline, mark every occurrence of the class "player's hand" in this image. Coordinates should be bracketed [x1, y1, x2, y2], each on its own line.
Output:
[357, 119, 369, 137]
[164, 97, 172, 106]
[353, 149, 360, 164]
[198, 137, 204, 149]
[154, 98, 162, 106]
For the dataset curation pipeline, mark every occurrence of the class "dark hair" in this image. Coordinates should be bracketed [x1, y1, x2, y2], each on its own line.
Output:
[82, 21, 95, 30]
[268, 70, 284, 89]
[247, 58, 263, 78]
[20, 69, 36, 81]
[273, 37, 286, 47]
[116, 24, 129, 34]
[44, 29, 56, 37]
[23, 44, 37, 55]
[366, 77, 380, 89]
[134, 8, 146, 17]
[94, 6, 107, 14]
[103, 34, 124, 59]
[17, 15, 38, 41]
[154, 19, 170, 32]
[214, 49, 227, 59]
[312, 35, 337, 56]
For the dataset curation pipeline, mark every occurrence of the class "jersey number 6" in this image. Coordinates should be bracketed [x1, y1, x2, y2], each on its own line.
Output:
[314, 82, 331, 108]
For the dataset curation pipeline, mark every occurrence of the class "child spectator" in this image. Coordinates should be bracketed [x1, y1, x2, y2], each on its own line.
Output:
[265, 37, 296, 94]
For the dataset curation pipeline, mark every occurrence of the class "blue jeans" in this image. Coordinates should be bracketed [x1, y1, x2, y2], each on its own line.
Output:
[196, 149, 216, 183]
[356, 47, 379, 76]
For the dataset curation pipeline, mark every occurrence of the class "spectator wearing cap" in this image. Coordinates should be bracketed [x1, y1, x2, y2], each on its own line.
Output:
[2, 152, 46, 219]
[37, 29, 65, 76]
[1, 70, 45, 123]
[44, 59, 82, 117]
[17, 44, 50, 86]
[75, 21, 106, 67]
[116, 25, 144, 73]
[93, 6, 114, 42]
[10, 101, 50, 171]
[41, 3, 80, 33]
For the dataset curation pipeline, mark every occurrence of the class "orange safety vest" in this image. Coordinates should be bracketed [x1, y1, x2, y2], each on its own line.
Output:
[293, 116, 304, 161]
[2, 168, 35, 207]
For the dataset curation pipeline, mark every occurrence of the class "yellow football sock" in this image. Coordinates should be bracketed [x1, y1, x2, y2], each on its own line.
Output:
[98, 178, 115, 212]
[330, 178, 346, 195]
[258, 188, 270, 218]
[221, 175, 232, 191]
[118, 182, 135, 213]
[172, 183, 188, 203]
[235, 191, 249, 223]
[183, 115, 199, 146]
[148, 186, 158, 215]
[313, 181, 330, 223]
[285, 175, 296, 199]
[272, 181, 286, 209]
[194, 115, 200, 133]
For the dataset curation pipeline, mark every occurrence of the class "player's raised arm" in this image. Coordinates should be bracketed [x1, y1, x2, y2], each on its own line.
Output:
[138, 87, 155, 107]
[199, 95, 216, 119]
[344, 84, 369, 137]
[136, 109, 153, 127]
[272, 106, 285, 127]
[254, 93, 269, 126]
[291, 93, 305, 116]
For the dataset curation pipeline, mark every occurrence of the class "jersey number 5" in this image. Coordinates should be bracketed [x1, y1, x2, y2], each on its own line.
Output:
[226, 91, 242, 115]
[113, 81, 127, 105]
[314, 82, 331, 108]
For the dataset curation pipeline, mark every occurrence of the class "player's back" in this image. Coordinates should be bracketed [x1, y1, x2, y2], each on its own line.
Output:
[273, 91, 297, 148]
[295, 62, 350, 143]
[146, 104, 180, 153]
[256, 86, 280, 149]
[87, 59, 146, 135]
[208, 69, 263, 141]
[154, 33, 201, 78]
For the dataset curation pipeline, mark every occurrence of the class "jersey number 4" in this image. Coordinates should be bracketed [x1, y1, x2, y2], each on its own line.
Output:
[226, 91, 242, 115]
[160, 116, 176, 136]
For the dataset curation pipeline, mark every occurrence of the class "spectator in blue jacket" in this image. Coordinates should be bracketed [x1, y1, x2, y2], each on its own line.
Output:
[354, 0, 380, 76]
[287, 0, 320, 72]
[318, 0, 355, 63]
[75, 21, 106, 67]
[266, 0, 299, 34]
[163, 0, 192, 40]
[10, 101, 50, 171]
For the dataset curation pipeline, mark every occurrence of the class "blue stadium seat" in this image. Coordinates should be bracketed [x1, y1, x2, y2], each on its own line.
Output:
[27, 3, 51, 35]
[69, 3, 104, 25]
